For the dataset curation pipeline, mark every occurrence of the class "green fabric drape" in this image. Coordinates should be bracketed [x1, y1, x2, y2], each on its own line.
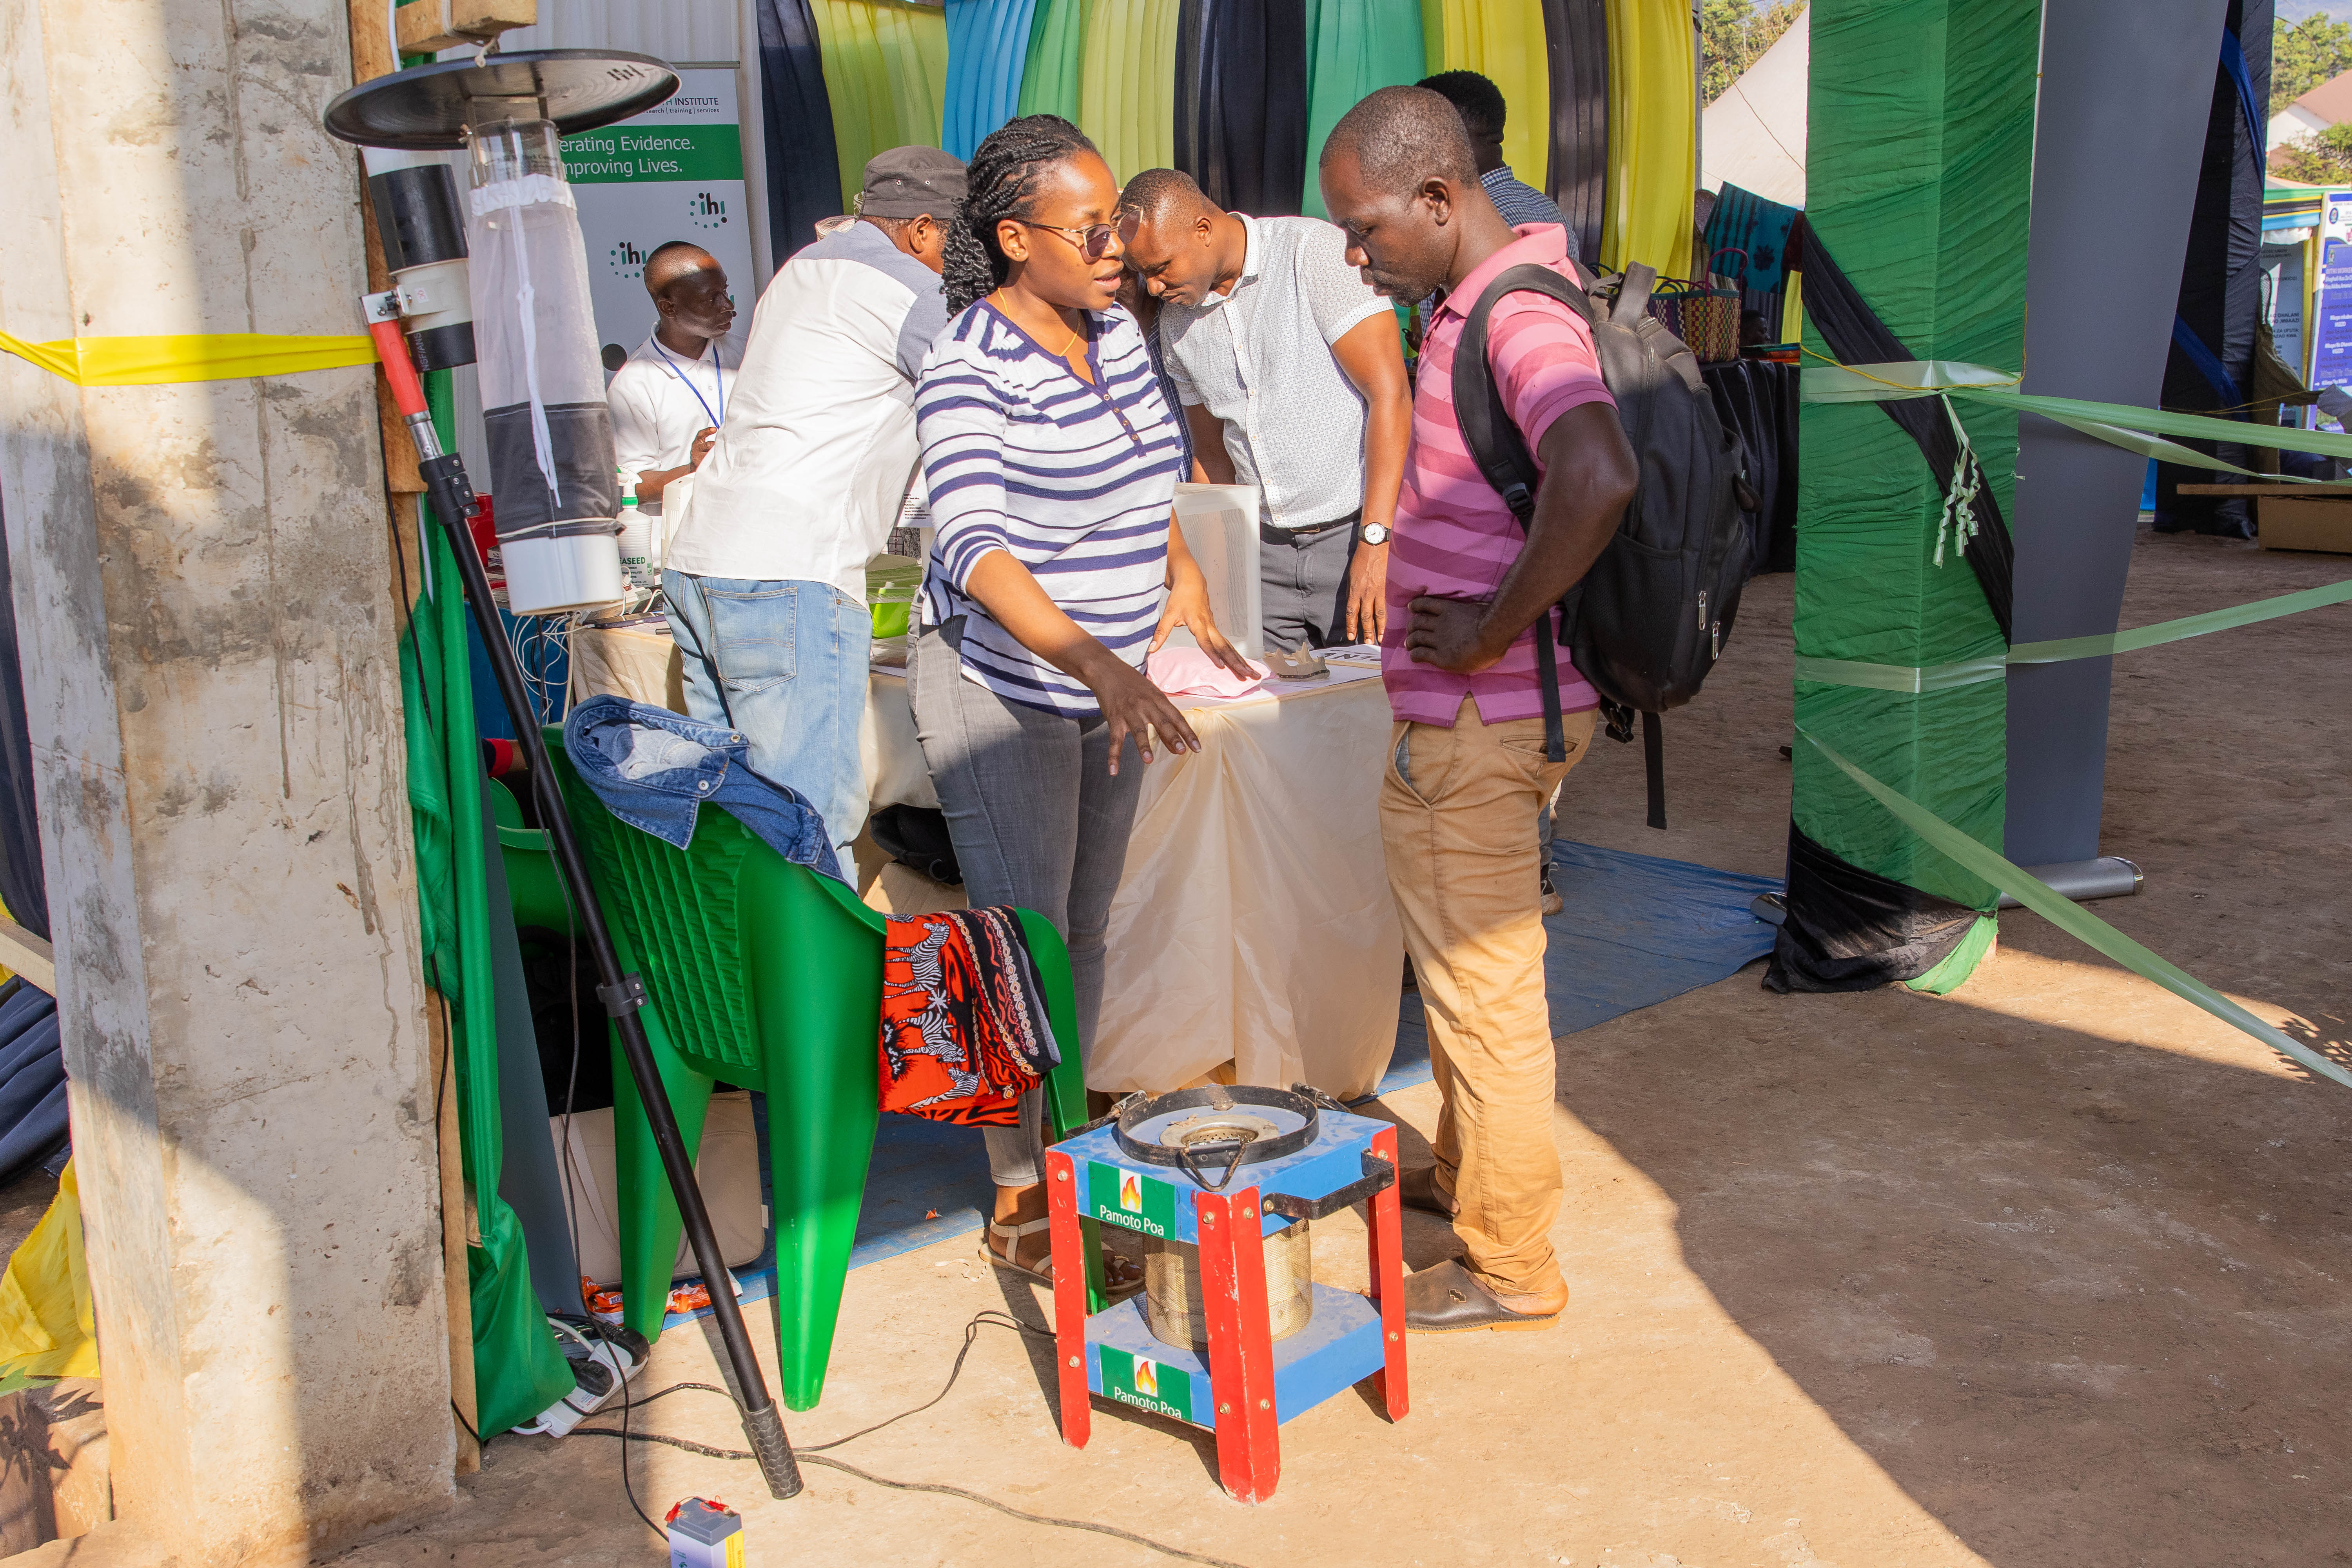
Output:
[1792, 0, 2041, 983]
[1301, 0, 1426, 219]
[812, 0, 951, 209]
[1018, 0, 1088, 122]
[402, 376, 573, 1437]
[1420, 0, 1549, 196]
[1077, 0, 1183, 184]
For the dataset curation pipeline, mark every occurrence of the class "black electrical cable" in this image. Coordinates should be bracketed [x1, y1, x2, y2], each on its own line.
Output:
[566, 1430, 1256, 1568]
[571, 1312, 1254, 1568]
[616, 1348, 662, 1540]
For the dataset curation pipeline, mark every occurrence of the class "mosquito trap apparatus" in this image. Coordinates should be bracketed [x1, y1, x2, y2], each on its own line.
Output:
[327, 50, 676, 615]
[1044, 1085, 1408, 1504]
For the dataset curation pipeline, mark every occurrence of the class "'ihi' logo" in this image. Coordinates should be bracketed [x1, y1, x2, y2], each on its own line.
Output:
[688, 189, 730, 231]
[606, 239, 650, 280]
[1119, 1172, 1142, 1212]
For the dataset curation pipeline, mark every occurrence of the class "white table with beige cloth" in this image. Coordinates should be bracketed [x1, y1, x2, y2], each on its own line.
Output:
[567, 625, 1403, 1099]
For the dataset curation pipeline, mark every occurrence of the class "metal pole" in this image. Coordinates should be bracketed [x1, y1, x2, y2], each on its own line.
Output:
[373, 316, 802, 1499]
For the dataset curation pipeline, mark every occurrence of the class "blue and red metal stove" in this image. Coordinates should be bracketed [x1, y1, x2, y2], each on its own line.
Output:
[1043, 1086, 1408, 1503]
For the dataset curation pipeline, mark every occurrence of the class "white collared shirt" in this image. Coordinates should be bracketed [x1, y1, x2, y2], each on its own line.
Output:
[1156, 213, 1393, 529]
[606, 329, 744, 515]
[664, 220, 951, 600]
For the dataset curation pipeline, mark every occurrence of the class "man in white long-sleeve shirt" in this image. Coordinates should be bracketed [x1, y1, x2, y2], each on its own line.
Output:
[661, 147, 965, 854]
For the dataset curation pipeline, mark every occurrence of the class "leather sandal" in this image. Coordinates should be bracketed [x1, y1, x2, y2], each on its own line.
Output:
[1403, 1258, 1563, 1334]
[1399, 1164, 1460, 1219]
[980, 1217, 1056, 1285]
[981, 1219, 1146, 1296]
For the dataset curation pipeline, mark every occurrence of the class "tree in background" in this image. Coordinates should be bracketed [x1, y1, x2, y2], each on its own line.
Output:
[1700, 0, 1805, 107]
[2274, 10, 2352, 112]
[2274, 120, 2352, 181]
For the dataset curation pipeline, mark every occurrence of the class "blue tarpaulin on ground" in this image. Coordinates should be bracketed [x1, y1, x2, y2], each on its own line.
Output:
[1381, 839, 1782, 1096]
[662, 838, 1784, 1321]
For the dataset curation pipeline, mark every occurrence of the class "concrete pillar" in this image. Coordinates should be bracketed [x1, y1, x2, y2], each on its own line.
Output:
[0, 0, 455, 1561]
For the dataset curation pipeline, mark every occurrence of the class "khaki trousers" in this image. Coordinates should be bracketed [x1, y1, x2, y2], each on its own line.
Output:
[1380, 695, 1593, 1296]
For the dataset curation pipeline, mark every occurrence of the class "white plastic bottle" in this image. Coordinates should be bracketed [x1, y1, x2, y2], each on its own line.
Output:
[615, 472, 657, 592]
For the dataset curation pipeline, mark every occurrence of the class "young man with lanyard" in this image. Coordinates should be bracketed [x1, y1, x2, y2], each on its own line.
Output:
[1320, 87, 1638, 1336]
[1116, 168, 1412, 653]
[606, 241, 741, 514]
[661, 147, 966, 857]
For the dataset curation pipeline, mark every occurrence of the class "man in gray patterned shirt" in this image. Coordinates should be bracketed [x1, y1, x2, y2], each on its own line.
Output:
[1417, 71, 1575, 253]
[1119, 169, 1412, 653]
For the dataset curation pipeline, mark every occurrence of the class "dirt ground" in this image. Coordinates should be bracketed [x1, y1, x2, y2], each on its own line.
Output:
[329, 527, 2352, 1568]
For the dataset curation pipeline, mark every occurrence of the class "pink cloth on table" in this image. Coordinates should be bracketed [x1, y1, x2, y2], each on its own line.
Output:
[1146, 646, 1269, 698]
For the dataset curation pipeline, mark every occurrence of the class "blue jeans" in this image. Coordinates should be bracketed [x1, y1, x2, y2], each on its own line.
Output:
[662, 571, 871, 856]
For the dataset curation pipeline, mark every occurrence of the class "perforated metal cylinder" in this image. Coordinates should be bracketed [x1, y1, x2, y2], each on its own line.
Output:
[1143, 1220, 1312, 1352]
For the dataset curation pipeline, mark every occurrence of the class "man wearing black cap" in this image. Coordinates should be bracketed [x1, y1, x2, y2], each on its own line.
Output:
[664, 147, 966, 857]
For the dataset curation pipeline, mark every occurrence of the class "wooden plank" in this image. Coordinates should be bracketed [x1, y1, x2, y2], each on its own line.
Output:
[0, 915, 55, 996]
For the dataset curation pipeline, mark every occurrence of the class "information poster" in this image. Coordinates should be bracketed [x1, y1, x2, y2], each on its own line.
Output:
[560, 70, 756, 362]
[2309, 236, 2352, 419]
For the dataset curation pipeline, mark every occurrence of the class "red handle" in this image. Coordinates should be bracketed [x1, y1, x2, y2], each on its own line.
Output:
[368, 318, 428, 420]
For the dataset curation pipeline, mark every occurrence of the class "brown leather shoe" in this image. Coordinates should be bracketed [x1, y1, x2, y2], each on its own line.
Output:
[1399, 1164, 1459, 1218]
[1403, 1259, 1564, 1334]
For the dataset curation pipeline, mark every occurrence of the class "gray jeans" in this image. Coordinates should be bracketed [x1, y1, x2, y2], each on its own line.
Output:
[909, 620, 1145, 1187]
[1259, 515, 1360, 653]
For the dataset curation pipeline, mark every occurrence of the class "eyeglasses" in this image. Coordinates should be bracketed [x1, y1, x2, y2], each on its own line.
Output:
[1017, 219, 1120, 260]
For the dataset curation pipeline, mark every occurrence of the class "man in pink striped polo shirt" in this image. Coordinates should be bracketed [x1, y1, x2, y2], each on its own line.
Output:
[1320, 87, 1638, 1336]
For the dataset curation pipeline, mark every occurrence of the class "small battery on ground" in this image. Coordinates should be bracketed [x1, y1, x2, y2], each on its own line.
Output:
[665, 1497, 744, 1568]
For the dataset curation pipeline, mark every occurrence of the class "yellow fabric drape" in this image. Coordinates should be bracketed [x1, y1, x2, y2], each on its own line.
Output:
[1600, 0, 1696, 276]
[1419, 0, 1550, 194]
[0, 1160, 98, 1383]
[812, 0, 953, 209]
[1077, 0, 1183, 186]
[2, 330, 376, 387]
[1781, 269, 1804, 345]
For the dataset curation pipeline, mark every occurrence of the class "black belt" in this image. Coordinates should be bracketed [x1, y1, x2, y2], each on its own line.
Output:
[1259, 510, 1361, 546]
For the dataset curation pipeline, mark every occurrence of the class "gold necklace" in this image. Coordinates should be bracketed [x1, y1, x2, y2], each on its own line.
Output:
[994, 290, 1082, 358]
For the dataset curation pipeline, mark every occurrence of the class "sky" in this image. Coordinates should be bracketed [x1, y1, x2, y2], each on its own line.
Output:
[2279, 1, 2338, 22]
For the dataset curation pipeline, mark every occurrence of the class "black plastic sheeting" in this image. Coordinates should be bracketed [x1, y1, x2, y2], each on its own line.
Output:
[1541, 0, 1610, 270]
[0, 495, 47, 943]
[2156, 0, 2270, 539]
[1764, 825, 1985, 994]
[1701, 359, 1798, 574]
[756, 0, 846, 261]
[1176, 0, 1308, 217]
[1799, 233, 2016, 644]
[0, 979, 64, 1187]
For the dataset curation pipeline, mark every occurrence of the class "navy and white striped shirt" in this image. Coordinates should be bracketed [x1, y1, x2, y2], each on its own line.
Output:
[917, 300, 1186, 717]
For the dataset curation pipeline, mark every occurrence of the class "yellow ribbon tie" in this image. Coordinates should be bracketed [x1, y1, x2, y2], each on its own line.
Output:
[0, 330, 378, 387]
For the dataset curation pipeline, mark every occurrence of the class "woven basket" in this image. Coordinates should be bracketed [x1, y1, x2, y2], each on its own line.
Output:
[1646, 280, 1741, 365]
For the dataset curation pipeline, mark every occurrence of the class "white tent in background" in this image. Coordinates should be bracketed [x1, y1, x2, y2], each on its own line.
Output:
[1701, 6, 1808, 207]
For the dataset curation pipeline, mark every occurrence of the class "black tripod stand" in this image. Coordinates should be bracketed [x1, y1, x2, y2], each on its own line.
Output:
[371, 318, 802, 1499]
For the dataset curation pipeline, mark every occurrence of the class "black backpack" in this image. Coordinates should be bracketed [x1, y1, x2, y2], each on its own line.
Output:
[1452, 261, 1754, 828]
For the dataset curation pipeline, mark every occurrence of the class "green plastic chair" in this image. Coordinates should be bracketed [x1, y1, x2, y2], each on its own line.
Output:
[544, 736, 1089, 1410]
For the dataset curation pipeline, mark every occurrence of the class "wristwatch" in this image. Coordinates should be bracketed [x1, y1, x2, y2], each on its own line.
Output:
[1359, 520, 1392, 546]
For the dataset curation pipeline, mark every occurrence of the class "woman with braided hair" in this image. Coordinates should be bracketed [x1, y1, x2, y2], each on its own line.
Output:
[911, 115, 1252, 1288]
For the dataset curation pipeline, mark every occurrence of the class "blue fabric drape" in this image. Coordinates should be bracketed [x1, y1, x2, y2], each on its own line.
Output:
[758, 0, 847, 260]
[944, 0, 1038, 160]
[2220, 27, 2265, 171]
[1179, 0, 1308, 216]
[0, 979, 64, 1186]
[0, 497, 48, 942]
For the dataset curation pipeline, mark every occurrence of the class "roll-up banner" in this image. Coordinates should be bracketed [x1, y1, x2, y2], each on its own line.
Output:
[560, 69, 758, 364]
